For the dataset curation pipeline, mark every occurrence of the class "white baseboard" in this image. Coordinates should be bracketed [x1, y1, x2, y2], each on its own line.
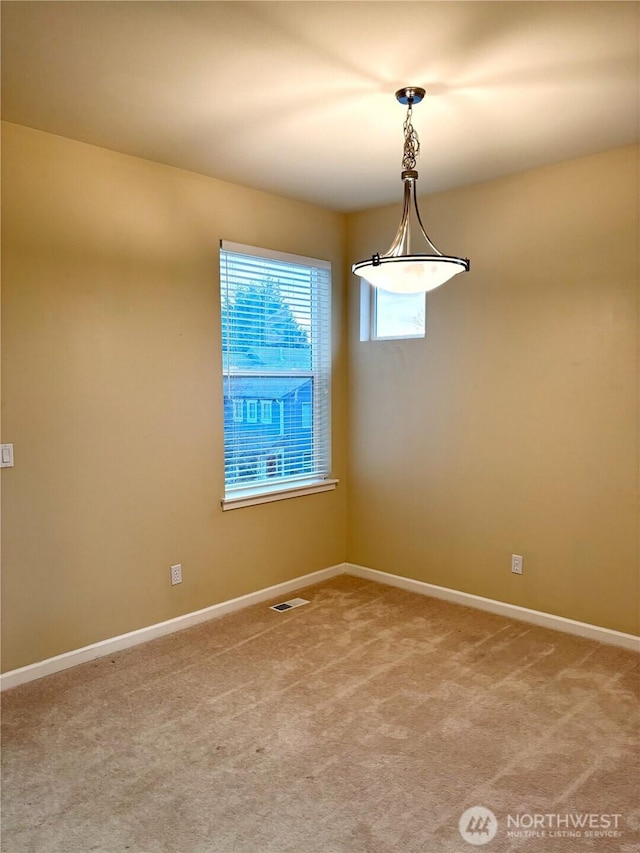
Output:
[345, 563, 640, 652]
[3, 560, 637, 691]
[0, 564, 346, 691]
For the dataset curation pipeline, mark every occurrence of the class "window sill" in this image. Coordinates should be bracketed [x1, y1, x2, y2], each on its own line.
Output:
[221, 478, 339, 511]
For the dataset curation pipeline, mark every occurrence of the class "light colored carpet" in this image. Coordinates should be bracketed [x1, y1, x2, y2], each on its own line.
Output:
[1, 575, 638, 853]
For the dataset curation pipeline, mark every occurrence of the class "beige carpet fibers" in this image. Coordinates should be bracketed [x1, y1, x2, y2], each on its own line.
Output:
[1, 575, 638, 853]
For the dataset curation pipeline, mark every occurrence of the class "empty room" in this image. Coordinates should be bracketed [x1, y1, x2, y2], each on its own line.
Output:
[1, 2, 638, 852]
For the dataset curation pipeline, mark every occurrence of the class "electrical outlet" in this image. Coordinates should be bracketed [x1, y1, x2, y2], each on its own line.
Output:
[170, 564, 182, 585]
[511, 554, 523, 575]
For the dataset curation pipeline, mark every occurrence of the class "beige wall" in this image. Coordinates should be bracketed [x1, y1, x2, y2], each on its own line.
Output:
[347, 145, 639, 635]
[2, 124, 637, 674]
[1, 122, 348, 672]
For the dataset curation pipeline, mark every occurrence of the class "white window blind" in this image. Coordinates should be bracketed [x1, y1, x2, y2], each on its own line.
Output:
[220, 241, 332, 503]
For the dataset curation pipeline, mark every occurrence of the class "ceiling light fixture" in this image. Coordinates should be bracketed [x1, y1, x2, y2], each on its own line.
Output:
[352, 87, 469, 294]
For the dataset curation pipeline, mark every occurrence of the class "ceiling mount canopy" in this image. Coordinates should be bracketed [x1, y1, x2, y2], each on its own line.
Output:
[352, 86, 470, 294]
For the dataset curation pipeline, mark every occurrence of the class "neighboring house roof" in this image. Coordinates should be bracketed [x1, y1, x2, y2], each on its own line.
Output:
[223, 376, 311, 400]
[223, 345, 311, 373]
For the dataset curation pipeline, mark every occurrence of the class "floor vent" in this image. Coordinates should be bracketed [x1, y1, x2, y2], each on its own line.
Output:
[270, 597, 310, 612]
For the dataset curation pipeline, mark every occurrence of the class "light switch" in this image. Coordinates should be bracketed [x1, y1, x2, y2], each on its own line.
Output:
[1, 444, 14, 467]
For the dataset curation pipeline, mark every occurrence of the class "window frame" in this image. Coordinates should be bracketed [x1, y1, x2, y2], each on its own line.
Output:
[260, 400, 273, 424]
[232, 399, 244, 422]
[220, 241, 338, 510]
[360, 281, 426, 341]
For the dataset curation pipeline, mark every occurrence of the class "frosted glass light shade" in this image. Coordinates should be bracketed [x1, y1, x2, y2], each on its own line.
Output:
[352, 254, 469, 294]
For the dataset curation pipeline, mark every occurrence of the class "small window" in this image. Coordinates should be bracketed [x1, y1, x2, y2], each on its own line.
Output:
[260, 400, 272, 424]
[246, 400, 258, 423]
[232, 400, 243, 422]
[301, 402, 312, 430]
[360, 281, 425, 340]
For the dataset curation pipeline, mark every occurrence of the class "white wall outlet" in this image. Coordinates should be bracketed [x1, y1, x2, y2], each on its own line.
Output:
[1, 444, 14, 468]
[511, 554, 523, 575]
[170, 564, 182, 585]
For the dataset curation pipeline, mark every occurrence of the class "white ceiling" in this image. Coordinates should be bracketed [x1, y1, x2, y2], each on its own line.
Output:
[2, 1, 638, 212]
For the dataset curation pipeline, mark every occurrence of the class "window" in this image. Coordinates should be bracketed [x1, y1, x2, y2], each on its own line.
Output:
[220, 241, 336, 509]
[232, 400, 243, 422]
[246, 400, 258, 423]
[360, 281, 425, 340]
[260, 400, 272, 424]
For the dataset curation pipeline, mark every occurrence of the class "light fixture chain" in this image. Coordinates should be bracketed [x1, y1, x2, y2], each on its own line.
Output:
[352, 85, 469, 290]
[402, 102, 420, 171]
